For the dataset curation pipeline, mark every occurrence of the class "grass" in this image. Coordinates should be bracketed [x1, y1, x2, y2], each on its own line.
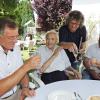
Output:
[21, 45, 40, 61]
[21, 50, 30, 61]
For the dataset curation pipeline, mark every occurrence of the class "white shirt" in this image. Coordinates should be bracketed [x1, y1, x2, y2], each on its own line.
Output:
[36, 45, 71, 73]
[0, 45, 23, 98]
[86, 43, 100, 73]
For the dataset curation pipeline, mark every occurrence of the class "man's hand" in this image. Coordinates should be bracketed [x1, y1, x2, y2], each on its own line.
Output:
[90, 71, 100, 80]
[73, 70, 82, 79]
[66, 66, 82, 79]
[20, 88, 36, 100]
[66, 42, 78, 53]
[24, 56, 41, 71]
[65, 69, 82, 79]
[84, 58, 97, 68]
[89, 58, 97, 66]
[89, 58, 100, 68]
[60, 42, 78, 52]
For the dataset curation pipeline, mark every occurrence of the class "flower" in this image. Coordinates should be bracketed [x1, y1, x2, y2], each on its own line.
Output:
[31, 0, 72, 31]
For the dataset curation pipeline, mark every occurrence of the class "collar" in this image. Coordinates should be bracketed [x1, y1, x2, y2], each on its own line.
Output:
[0, 45, 14, 53]
[0, 45, 5, 52]
[45, 45, 58, 52]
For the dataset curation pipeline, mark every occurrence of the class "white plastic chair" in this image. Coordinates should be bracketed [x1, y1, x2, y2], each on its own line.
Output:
[29, 70, 45, 89]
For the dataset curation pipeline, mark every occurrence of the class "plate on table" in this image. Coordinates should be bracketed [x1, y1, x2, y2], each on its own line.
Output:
[87, 95, 100, 100]
[48, 90, 75, 100]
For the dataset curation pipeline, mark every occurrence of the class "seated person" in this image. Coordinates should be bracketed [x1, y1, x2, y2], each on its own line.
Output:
[83, 36, 100, 80]
[35, 30, 82, 84]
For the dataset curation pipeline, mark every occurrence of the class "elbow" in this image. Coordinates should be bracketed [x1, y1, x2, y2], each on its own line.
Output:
[0, 89, 5, 97]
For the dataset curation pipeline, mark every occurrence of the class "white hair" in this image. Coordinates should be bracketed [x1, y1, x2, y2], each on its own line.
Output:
[45, 30, 59, 42]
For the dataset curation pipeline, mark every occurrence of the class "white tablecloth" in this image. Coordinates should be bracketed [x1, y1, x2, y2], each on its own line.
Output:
[25, 80, 100, 100]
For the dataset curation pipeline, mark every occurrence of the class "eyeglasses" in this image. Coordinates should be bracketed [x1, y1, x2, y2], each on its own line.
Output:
[70, 21, 80, 26]
[7, 35, 18, 40]
[70, 22, 80, 26]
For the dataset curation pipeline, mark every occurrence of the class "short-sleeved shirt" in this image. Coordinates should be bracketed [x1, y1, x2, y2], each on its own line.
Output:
[0, 45, 23, 99]
[36, 45, 71, 73]
[59, 25, 87, 64]
[86, 43, 100, 73]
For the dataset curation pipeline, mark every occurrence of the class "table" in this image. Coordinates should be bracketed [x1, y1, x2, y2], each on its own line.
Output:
[25, 80, 100, 100]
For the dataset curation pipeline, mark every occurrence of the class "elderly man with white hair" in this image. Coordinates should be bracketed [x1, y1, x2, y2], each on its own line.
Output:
[35, 30, 82, 84]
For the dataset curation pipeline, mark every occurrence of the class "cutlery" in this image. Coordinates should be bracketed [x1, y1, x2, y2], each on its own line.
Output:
[74, 92, 83, 100]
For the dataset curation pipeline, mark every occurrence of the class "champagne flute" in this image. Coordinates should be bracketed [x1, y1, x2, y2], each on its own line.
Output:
[73, 37, 83, 71]
[73, 37, 83, 62]
[32, 51, 41, 78]
[73, 51, 79, 63]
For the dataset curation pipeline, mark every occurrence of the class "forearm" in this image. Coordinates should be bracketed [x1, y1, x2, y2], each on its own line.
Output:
[83, 58, 100, 79]
[0, 64, 28, 96]
[40, 55, 56, 73]
[87, 69, 100, 80]
[59, 42, 70, 49]
[20, 74, 29, 88]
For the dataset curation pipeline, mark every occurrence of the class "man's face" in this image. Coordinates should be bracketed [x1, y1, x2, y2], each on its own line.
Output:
[0, 26, 19, 50]
[68, 20, 80, 32]
[46, 33, 57, 49]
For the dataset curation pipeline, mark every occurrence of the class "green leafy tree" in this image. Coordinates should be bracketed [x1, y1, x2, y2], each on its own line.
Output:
[0, 0, 18, 17]
[0, 0, 34, 35]
[14, 0, 33, 35]
[15, 0, 33, 27]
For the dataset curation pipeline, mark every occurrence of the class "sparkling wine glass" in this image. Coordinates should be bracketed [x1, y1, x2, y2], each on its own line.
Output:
[73, 51, 79, 63]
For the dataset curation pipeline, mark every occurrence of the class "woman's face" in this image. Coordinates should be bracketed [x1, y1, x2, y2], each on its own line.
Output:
[46, 33, 57, 50]
[68, 20, 80, 32]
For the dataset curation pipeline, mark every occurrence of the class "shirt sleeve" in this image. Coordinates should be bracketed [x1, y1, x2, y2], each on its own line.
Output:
[81, 26, 87, 42]
[59, 26, 67, 43]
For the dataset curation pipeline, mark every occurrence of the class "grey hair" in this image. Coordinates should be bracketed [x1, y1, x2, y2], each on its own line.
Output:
[0, 17, 18, 35]
[65, 10, 84, 28]
[46, 30, 59, 42]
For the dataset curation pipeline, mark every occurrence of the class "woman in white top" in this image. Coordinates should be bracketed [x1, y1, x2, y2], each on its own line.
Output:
[35, 30, 81, 84]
